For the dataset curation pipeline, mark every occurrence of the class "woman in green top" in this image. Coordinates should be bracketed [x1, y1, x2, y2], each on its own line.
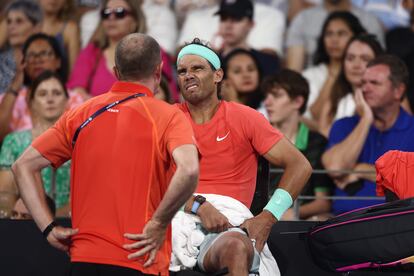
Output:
[0, 71, 70, 216]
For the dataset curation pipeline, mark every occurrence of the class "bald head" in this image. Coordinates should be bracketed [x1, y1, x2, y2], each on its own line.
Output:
[115, 33, 161, 81]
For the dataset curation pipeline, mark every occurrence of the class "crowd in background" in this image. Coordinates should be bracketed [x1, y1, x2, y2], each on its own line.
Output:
[0, 0, 414, 220]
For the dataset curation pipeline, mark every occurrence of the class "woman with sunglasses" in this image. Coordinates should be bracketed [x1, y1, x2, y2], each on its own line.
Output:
[38, 0, 80, 72]
[0, 71, 71, 217]
[0, 33, 83, 142]
[67, 0, 146, 98]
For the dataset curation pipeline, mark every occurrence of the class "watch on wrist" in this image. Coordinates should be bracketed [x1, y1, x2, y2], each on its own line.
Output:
[191, 195, 206, 215]
[42, 220, 57, 238]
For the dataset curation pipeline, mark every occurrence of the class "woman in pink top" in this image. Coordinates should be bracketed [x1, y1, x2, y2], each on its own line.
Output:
[68, 0, 177, 100]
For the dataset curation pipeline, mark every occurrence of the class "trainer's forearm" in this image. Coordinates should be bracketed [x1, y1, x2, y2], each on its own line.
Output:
[152, 164, 198, 226]
[12, 152, 54, 231]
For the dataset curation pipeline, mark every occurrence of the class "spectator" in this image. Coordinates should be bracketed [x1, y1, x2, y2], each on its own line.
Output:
[286, 0, 384, 72]
[302, 11, 366, 133]
[0, 33, 83, 142]
[0, 71, 71, 217]
[318, 34, 384, 136]
[71, 0, 178, 101]
[11, 194, 56, 219]
[0, 0, 12, 47]
[322, 55, 414, 215]
[215, 0, 280, 78]
[353, 0, 410, 30]
[142, 0, 178, 56]
[221, 48, 263, 110]
[0, 0, 42, 94]
[386, 0, 414, 111]
[68, 0, 146, 99]
[263, 69, 334, 221]
[38, 0, 80, 72]
[177, 0, 286, 57]
[79, 0, 177, 55]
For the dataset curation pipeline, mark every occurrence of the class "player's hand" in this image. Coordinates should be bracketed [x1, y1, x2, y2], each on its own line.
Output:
[123, 219, 168, 267]
[197, 202, 232, 233]
[240, 211, 276, 252]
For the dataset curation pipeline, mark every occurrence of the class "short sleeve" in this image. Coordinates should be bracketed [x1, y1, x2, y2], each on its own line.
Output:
[67, 43, 100, 90]
[32, 112, 72, 168]
[241, 107, 283, 155]
[164, 108, 195, 154]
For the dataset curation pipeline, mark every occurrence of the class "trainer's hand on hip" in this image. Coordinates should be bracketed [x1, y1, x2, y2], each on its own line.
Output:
[47, 226, 78, 252]
[123, 219, 167, 267]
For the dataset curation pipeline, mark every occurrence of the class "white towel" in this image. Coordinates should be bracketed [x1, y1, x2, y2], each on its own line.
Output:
[170, 194, 280, 276]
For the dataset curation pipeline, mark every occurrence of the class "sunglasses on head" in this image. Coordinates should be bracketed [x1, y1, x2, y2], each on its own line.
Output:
[100, 7, 132, 20]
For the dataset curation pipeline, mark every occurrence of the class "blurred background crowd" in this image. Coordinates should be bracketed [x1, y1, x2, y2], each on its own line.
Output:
[0, 0, 413, 221]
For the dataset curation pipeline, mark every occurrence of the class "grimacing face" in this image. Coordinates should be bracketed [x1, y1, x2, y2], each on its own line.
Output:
[177, 54, 223, 105]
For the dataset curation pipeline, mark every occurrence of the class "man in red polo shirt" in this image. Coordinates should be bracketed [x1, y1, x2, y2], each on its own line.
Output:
[12, 33, 199, 276]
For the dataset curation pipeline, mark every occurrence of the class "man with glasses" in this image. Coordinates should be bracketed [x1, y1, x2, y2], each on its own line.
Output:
[13, 33, 199, 276]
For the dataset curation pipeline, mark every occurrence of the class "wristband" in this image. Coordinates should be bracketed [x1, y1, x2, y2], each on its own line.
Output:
[42, 221, 57, 238]
[264, 188, 293, 220]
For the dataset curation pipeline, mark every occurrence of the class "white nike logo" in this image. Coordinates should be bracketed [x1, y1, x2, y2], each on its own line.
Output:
[216, 131, 230, 142]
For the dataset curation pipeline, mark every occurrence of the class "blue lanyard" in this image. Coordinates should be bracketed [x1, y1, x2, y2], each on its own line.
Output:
[72, 93, 145, 146]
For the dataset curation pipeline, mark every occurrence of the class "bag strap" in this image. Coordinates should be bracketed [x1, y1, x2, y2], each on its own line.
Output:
[72, 93, 145, 146]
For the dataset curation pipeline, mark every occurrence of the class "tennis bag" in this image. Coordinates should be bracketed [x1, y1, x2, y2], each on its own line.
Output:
[307, 197, 414, 272]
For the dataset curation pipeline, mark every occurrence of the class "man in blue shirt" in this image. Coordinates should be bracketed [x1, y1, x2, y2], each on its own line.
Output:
[322, 55, 414, 215]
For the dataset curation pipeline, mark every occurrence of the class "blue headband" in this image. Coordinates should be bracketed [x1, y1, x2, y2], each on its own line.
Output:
[177, 44, 221, 70]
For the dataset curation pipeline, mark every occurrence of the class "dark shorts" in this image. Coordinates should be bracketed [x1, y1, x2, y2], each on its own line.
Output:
[69, 262, 156, 276]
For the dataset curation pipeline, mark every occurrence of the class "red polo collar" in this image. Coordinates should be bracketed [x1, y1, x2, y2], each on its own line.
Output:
[109, 81, 154, 97]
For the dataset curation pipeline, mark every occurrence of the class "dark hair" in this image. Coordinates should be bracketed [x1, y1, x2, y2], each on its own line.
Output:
[367, 54, 409, 90]
[186, 38, 219, 72]
[29, 70, 68, 103]
[330, 34, 384, 116]
[182, 38, 223, 94]
[262, 69, 310, 114]
[115, 33, 161, 80]
[222, 48, 263, 109]
[22, 33, 66, 85]
[6, 0, 43, 25]
[313, 11, 366, 65]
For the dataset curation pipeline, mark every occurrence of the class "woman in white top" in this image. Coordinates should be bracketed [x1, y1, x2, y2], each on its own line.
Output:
[302, 11, 366, 132]
[318, 34, 384, 136]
